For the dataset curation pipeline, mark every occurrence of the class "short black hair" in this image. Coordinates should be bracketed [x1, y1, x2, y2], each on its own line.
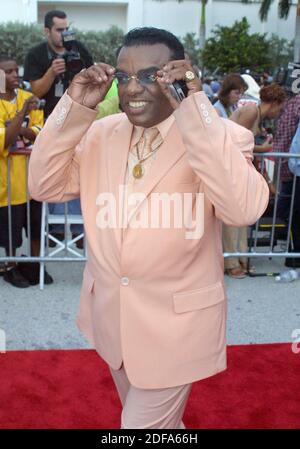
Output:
[44, 10, 67, 29]
[120, 27, 184, 60]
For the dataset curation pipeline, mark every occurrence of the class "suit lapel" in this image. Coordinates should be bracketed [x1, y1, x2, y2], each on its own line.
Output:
[126, 122, 185, 227]
[106, 115, 133, 250]
[106, 117, 186, 243]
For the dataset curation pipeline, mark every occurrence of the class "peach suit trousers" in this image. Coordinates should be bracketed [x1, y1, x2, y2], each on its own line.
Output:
[110, 365, 192, 429]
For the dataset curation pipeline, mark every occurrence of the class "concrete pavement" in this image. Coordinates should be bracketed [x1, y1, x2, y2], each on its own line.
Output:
[0, 254, 299, 351]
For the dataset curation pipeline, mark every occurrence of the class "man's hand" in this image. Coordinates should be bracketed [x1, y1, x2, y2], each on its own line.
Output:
[19, 127, 37, 142]
[50, 58, 66, 77]
[4, 96, 39, 148]
[67, 63, 116, 109]
[156, 60, 202, 110]
[21, 96, 40, 116]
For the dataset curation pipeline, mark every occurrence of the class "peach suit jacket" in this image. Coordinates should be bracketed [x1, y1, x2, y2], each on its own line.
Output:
[28, 91, 269, 389]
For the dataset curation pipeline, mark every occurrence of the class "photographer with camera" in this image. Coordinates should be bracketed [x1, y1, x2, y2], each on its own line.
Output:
[24, 10, 93, 249]
[24, 10, 93, 119]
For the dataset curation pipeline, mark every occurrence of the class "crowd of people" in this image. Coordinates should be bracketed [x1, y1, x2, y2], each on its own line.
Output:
[210, 71, 300, 277]
[0, 9, 300, 288]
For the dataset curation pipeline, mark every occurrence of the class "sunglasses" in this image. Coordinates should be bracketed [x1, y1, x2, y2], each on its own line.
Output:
[114, 69, 158, 86]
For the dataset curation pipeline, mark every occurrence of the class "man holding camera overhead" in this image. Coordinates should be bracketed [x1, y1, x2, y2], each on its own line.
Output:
[24, 10, 93, 119]
[24, 10, 93, 249]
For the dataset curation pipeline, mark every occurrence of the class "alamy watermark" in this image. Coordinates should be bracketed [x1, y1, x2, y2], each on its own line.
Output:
[0, 328, 6, 354]
[291, 68, 300, 94]
[0, 68, 5, 93]
[291, 329, 300, 354]
[95, 186, 204, 240]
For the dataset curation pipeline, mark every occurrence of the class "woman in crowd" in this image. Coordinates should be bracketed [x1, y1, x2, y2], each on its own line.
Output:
[214, 74, 249, 279]
[226, 83, 286, 278]
[214, 73, 247, 118]
[231, 83, 286, 194]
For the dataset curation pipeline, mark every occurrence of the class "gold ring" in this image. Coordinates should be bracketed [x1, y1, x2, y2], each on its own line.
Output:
[184, 70, 195, 82]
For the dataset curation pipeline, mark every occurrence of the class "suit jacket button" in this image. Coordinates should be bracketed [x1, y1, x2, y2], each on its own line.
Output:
[121, 277, 129, 286]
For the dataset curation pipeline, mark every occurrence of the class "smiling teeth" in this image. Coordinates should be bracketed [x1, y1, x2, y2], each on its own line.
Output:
[129, 101, 147, 108]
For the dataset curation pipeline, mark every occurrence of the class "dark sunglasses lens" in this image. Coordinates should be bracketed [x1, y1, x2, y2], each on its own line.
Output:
[139, 74, 157, 85]
[115, 73, 129, 84]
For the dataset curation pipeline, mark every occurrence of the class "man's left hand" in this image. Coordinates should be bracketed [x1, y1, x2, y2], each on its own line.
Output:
[156, 60, 202, 109]
[21, 96, 40, 116]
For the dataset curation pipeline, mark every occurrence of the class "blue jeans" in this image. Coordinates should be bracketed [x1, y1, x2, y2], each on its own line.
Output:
[48, 199, 83, 235]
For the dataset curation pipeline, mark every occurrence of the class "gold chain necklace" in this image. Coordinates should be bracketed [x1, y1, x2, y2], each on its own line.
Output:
[132, 144, 160, 179]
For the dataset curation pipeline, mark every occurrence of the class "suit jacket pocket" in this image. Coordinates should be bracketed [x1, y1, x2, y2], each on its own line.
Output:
[173, 281, 225, 313]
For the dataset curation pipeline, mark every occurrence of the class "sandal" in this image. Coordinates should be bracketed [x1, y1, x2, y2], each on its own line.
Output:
[225, 267, 247, 279]
[240, 263, 256, 274]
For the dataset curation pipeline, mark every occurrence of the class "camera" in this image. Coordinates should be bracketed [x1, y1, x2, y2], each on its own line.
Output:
[36, 98, 46, 110]
[61, 30, 83, 79]
[168, 80, 188, 102]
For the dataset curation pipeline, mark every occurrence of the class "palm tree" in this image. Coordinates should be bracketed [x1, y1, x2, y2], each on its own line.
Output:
[155, 0, 208, 50]
[199, 0, 208, 51]
[243, 0, 300, 62]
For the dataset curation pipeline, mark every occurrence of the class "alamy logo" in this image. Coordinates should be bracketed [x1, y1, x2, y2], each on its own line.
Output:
[291, 69, 300, 94]
[95, 186, 205, 240]
[0, 328, 6, 354]
[0, 68, 5, 93]
[291, 329, 300, 354]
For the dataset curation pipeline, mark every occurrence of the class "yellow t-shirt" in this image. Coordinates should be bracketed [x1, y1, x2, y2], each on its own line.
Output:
[0, 89, 43, 207]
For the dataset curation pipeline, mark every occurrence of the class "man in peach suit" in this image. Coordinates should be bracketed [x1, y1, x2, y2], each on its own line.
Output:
[28, 28, 269, 429]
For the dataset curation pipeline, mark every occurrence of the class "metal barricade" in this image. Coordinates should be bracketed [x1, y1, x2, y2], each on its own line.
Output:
[39, 201, 86, 289]
[1, 150, 300, 286]
[0, 150, 86, 289]
[223, 152, 300, 274]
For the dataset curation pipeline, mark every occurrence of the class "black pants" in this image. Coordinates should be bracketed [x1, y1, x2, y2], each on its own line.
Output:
[0, 200, 42, 251]
[277, 178, 300, 254]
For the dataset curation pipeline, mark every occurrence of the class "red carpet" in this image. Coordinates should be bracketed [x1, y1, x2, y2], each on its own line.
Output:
[0, 343, 299, 429]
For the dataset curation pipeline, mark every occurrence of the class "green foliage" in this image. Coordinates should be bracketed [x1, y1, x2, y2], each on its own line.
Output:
[267, 34, 294, 69]
[200, 17, 293, 74]
[0, 22, 124, 67]
[75, 26, 124, 65]
[0, 22, 44, 64]
[201, 17, 271, 73]
[180, 19, 293, 75]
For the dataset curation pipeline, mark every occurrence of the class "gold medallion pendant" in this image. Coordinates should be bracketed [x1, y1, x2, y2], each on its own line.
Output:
[132, 163, 143, 179]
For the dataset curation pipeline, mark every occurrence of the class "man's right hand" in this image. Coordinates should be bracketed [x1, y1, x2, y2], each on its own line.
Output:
[67, 63, 116, 109]
[50, 58, 66, 77]
[21, 96, 40, 116]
